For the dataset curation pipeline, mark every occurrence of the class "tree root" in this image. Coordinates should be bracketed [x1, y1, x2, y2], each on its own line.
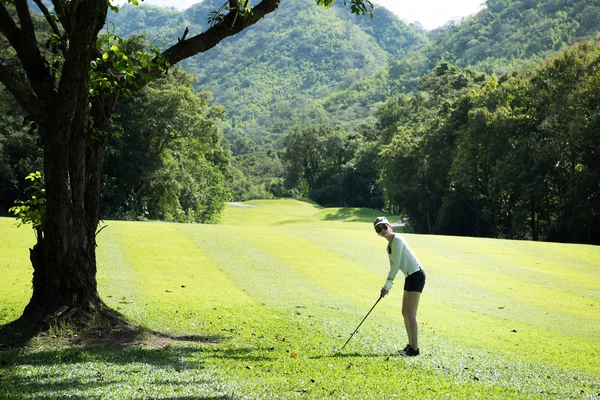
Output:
[0, 304, 144, 349]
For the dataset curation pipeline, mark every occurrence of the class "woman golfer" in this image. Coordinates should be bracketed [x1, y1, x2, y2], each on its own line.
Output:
[374, 216, 426, 357]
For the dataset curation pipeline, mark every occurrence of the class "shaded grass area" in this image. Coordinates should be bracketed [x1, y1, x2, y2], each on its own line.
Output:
[0, 344, 234, 399]
[1, 199, 599, 399]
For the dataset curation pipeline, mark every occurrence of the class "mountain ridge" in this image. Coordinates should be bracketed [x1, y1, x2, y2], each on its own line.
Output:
[107, 0, 427, 151]
[106, 0, 600, 154]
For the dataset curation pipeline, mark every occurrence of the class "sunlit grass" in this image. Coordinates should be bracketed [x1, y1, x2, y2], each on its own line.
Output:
[1, 199, 599, 399]
[0, 218, 35, 324]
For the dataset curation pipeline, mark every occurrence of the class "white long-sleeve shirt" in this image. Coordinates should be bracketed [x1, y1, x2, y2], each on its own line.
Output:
[384, 233, 422, 291]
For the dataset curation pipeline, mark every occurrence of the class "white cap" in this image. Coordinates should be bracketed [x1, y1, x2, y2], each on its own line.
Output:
[373, 216, 389, 227]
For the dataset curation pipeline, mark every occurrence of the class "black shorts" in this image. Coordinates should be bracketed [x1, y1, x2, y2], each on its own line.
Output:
[404, 269, 426, 293]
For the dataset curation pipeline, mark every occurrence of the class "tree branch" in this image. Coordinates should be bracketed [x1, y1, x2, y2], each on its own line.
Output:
[163, 0, 280, 67]
[50, 0, 71, 36]
[10, 0, 55, 102]
[32, 0, 68, 57]
[0, 58, 44, 122]
[121, 0, 280, 97]
[0, 2, 21, 48]
[0, 2, 46, 121]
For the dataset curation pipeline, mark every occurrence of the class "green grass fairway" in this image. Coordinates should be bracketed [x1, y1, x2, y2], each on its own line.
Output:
[1, 199, 599, 399]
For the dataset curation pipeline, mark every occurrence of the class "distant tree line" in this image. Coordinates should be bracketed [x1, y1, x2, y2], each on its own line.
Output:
[3, 37, 598, 242]
[381, 39, 600, 243]
[280, 39, 600, 244]
[280, 124, 383, 209]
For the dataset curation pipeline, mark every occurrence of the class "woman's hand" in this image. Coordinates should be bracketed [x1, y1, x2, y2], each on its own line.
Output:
[380, 287, 389, 298]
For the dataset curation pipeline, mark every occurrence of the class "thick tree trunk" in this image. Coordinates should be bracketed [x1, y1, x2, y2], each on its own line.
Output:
[22, 119, 106, 320]
[26, 230, 101, 318]
[19, 0, 110, 320]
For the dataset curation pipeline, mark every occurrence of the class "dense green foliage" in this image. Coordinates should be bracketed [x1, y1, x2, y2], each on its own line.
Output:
[0, 7, 46, 216]
[377, 40, 600, 243]
[103, 65, 233, 223]
[0, 29, 232, 223]
[0, 86, 43, 216]
[107, 0, 428, 149]
[429, 0, 600, 72]
[333, 0, 600, 114]
[99, 35, 233, 223]
[282, 124, 382, 207]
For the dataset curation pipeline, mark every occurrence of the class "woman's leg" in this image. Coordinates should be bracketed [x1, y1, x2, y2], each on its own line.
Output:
[402, 290, 422, 350]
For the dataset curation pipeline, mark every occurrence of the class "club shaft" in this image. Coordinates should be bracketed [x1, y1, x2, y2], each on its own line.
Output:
[340, 296, 382, 350]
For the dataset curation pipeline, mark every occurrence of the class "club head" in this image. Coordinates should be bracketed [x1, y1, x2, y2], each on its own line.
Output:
[332, 346, 339, 351]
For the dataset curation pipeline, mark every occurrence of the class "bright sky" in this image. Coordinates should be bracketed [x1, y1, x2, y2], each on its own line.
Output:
[133, 0, 486, 30]
[371, 0, 485, 29]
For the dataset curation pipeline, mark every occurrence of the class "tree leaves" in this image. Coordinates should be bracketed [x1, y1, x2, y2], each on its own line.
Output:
[376, 39, 600, 243]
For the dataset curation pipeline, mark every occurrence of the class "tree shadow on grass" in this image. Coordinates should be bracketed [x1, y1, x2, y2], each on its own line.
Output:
[0, 336, 275, 367]
[0, 310, 281, 399]
[0, 336, 278, 399]
[0, 346, 232, 399]
[0, 307, 223, 351]
[319, 208, 391, 223]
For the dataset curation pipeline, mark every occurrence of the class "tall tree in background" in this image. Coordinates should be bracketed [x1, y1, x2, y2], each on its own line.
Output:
[377, 41, 600, 243]
[0, 85, 43, 213]
[103, 65, 232, 223]
[282, 124, 363, 206]
[0, 0, 373, 330]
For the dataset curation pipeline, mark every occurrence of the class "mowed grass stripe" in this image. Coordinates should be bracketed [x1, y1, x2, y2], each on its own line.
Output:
[408, 235, 600, 321]
[99, 221, 259, 332]
[433, 235, 600, 291]
[230, 225, 383, 306]
[427, 269, 599, 341]
[0, 218, 35, 324]
[423, 294, 600, 376]
[497, 239, 600, 277]
[221, 199, 324, 226]
[425, 249, 599, 321]
[179, 224, 346, 309]
[179, 223, 397, 351]
[96, 221, 139, 310]
[284, 224, 389, 277]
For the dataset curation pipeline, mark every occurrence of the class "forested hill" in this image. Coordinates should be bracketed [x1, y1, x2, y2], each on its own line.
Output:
[324, 0, 600, 122]
[429, 0, 600, 73]
[106, 0, 428, 153]
[107, 0, 600, 154]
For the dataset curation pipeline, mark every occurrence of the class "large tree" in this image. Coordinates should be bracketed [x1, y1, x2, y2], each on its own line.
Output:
[0, 0, 373, 330]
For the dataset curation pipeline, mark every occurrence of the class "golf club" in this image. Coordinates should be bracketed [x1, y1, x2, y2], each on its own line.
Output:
[335, 295, 383, 351]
